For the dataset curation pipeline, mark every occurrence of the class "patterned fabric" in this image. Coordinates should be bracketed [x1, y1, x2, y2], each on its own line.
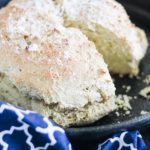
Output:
[0, 100, 148, 150]
[98, 131, 148, 150]
[0, 101, 72, 150]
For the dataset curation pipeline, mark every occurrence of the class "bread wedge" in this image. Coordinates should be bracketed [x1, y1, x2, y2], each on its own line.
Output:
[0, 0, 116, 126]
[59, 0, 148, 75]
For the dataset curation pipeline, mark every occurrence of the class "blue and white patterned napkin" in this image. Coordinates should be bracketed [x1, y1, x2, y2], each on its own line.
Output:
[98, 131, 148, 150]
[0, 100, 148, 150]
[0, 101, 72, 150]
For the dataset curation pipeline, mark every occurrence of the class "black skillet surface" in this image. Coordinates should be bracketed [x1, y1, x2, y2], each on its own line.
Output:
[1, 0, 150, 142]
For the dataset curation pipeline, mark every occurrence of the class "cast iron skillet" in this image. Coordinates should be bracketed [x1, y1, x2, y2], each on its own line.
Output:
[0, 0, 150, 141]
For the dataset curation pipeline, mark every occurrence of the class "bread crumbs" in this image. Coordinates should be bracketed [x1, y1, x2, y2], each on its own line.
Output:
[115, 94, 132, 115]
[139, 86, 150, 99]
[143, 75, 150, 85]
[140, 110, 148, 115]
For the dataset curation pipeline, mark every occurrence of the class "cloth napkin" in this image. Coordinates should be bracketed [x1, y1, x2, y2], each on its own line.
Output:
[0, 100, 148, 150]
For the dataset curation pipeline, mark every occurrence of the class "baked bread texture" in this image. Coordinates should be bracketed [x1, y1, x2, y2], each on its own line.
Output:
[58, 0, 148, 75]
[0, 0, 116, 126]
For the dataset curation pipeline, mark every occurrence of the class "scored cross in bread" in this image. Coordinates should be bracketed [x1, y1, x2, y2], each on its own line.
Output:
[58, 0, 148, 75]
[0, 0, 116, 126]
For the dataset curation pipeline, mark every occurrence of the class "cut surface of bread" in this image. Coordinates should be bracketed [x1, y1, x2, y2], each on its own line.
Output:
[58, 0, 148, 75]
[0, 0, 116, 126]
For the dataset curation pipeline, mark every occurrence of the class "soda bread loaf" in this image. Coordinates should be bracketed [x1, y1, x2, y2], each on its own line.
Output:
[58, 0, 148, 75]
[0, 0, 116, 126]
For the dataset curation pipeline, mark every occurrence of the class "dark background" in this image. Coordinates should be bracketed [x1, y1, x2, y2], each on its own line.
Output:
[0, 0, 150, 150]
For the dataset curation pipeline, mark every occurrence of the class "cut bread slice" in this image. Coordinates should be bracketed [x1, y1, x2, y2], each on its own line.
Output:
[0, 0, 116, 126]
[58, 0, 148, 75]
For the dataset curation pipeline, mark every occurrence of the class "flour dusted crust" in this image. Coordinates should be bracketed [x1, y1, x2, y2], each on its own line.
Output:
[0, 0, 116, 126]
[59, 0, 148, 75]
